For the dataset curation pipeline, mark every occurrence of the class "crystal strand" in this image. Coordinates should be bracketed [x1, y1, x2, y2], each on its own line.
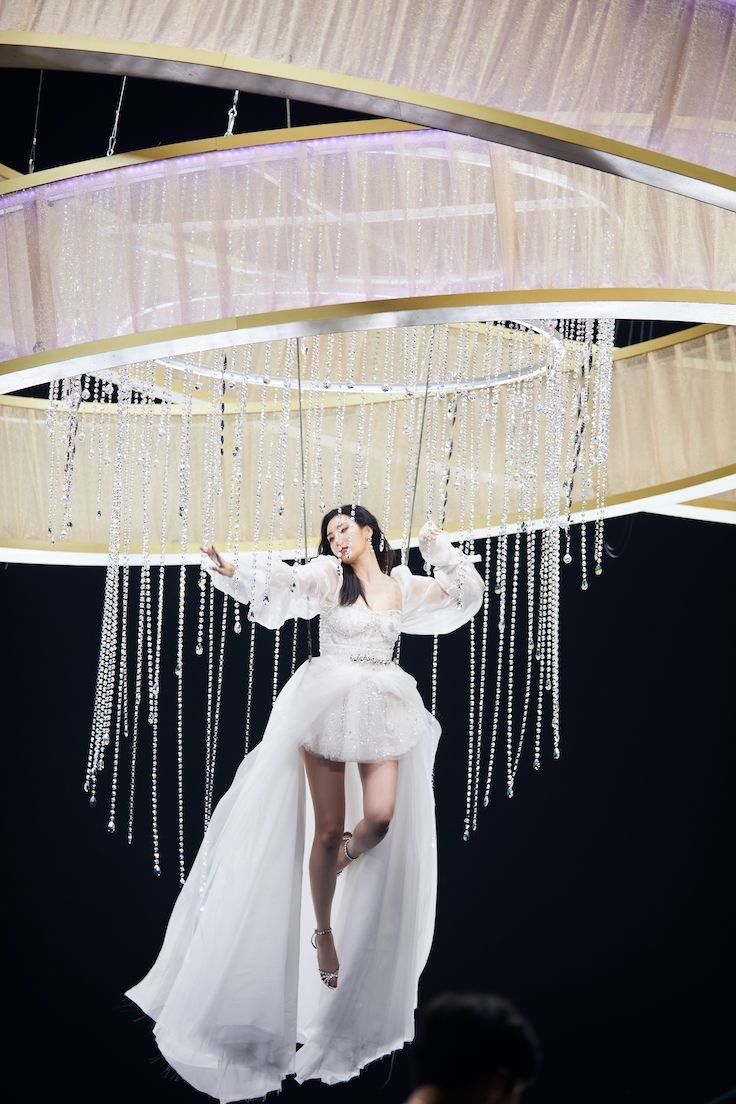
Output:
[172, 351, 195, 881]
[140, 365, 156, 725]
[241, 369, 270, 758]
[204, 351, 239, 830]
[270, 338, 297, 707]
[127, 364, 156, 845]
[476, 323, 502, 719]
[207, 579, 229, 823]
[291, 360, 312, 680]
[548, 333, 567, 759]
[244, 615, 258, 756]
[230, 344, 252, 637]
[504, 373, 523, 800]
[86, 368, 127, 810]
[461, 341, 482, 839]
[360, 332, 378, 493]
[563, 318, 589, 568]
[550, 517, 562, 756]
[204, 553, 216, 819]
[385, 335, 403, 663]
[310, 335, 327, 513]
[332, 336, 347, 511]
[519, 372, 540, 773]
[247, 361, 271, 614]
[198, 357, 222, 662]
[508, 363, 537, 788]
[94, 378, 106, 522]
[455, 380, 474, 839]
[482, 327, 513, 808]
[60, 375, 82, 540]
[578, 318, 593, 592]
[139, 362, 172, 855]
[592, 319, 615, 576]
[46, 376, 61, 543]
[108, 365, 135, 833]
[427, 327, 447, 713]
[470, 324, 498, 830]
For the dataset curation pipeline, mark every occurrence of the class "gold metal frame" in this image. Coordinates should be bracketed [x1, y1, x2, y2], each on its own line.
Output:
[2, 315, 733, 560]
[0, 119, 422, 196]
[2, 293, 735, 396]
[1, 462, 733, 564]
[0, 31, 734, 212]
[611, 323, 726, 360]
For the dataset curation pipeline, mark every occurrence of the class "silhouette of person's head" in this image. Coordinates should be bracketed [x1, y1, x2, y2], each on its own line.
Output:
[406, 992, 540, 1104]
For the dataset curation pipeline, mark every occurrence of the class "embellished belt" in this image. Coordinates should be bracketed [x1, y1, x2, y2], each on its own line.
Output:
[349, 653, 395, 667]
[321, 650, 396, 667]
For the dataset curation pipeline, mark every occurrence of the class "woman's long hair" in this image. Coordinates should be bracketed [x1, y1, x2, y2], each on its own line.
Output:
[318, 504, 398, 608]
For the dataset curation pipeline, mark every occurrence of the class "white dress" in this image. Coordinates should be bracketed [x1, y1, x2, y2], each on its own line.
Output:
[124, 531, 485, 1103]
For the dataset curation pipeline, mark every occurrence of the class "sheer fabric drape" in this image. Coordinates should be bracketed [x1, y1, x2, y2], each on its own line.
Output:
[3, 0, 734, 173]
[2, 128, 734, 362]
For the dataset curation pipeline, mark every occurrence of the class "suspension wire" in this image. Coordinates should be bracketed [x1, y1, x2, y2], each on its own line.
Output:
[106, 75, 128, 157]
[28, 70, 44, 174]
[294, 336, 313, 662]
[225, 90, 239, 137]
[283, 94, 313, 661]
[405, 324, 437, 565]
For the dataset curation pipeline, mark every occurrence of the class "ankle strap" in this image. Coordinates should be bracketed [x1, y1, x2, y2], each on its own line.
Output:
[313, 926, 332, 936]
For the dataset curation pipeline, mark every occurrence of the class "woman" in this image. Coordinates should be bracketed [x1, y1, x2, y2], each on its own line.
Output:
[125, 505, 485, 1102]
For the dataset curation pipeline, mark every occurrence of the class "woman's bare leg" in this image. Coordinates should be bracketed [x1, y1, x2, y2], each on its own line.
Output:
[337, 757, 399, 872]
[302, 747, 346, 986]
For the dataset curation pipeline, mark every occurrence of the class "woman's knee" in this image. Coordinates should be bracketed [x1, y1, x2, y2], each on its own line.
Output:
[315, 822, 345, 851]
[365, 812, 392, 838]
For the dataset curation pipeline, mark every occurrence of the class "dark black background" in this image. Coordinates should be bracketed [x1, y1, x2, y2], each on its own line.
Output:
[1, 66, 734, 1104]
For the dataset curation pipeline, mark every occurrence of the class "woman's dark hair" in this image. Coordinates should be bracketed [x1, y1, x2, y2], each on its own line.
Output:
[318, 504, 398, 608]
[411, 991, 541, 1098]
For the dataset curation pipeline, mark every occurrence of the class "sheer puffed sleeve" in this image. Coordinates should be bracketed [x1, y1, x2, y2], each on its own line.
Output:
[391, 527, 485, 636]
[202, 551, 340, 631]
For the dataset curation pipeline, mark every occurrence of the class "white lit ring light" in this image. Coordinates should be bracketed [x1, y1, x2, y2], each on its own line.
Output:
[154, 320, 565, 395]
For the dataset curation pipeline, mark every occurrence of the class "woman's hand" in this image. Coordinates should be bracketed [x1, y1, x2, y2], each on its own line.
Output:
[418, 521, 441, 543]
[418, 521, 443, 555]
[418, 522, 462, 569]
[201, 543, 235, 577]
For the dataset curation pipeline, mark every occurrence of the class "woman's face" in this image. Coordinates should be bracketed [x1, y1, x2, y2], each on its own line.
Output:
[325, 514, 372, 560]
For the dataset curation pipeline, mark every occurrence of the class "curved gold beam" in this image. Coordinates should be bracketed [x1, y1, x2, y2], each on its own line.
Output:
[0, 160, 22, 180]
[612, 323, 727, 361]
[0, 119, 422, 196]
[0, 31, 734, 213]
[2, 292, 736, 396]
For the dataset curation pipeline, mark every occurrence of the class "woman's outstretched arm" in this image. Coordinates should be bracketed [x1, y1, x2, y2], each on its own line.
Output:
[394, 524, 485, 636]
[201, 543, 341, 631]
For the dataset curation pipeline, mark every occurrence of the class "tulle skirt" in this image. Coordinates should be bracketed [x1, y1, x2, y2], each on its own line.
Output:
[124, 652, 442, 1102]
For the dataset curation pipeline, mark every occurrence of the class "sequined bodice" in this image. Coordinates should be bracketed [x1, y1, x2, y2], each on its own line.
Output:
[318, 602, 401, 663]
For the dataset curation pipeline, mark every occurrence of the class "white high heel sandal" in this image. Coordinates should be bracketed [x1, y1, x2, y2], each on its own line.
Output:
[311, 927, 339, 988]
[311, 834, 361, 988]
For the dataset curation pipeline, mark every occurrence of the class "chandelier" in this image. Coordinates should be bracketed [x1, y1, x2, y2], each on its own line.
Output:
[0, 42, 732, 882]
[35, 315, 616, 881]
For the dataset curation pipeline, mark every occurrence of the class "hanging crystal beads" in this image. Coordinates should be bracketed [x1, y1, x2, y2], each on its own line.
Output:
[47, 319, 620, 872]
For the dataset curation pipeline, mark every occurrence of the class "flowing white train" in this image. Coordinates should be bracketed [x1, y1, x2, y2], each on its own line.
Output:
[125, 527, 484, 1102]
